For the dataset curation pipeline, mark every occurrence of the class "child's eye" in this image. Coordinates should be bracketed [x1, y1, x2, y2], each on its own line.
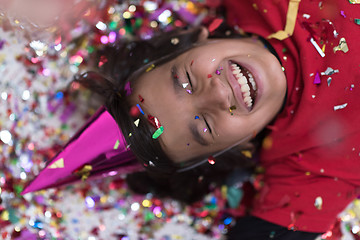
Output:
[186, 71, 193, 89]
[203, 115, 212, 134]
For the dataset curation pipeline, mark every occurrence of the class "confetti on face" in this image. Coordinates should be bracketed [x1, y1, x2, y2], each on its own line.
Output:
[203, 128, 208, 132]
[211, 58, 215, 62]
[190, 60, 194, 66]
[139, 95, 144, 102]
[152, 126, 164, 139]
[136, 104, 144, 115]
[207, 74, 212, 78]
[186, 89, 192, 94]
[194, 116, 199, 119]
[182, 83, 189, 88]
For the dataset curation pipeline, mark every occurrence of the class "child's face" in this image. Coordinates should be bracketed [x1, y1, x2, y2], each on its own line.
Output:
[131, 37, 287, 163]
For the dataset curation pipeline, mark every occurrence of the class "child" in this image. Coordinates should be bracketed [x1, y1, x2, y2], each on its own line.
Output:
[23, 0, 360, 239]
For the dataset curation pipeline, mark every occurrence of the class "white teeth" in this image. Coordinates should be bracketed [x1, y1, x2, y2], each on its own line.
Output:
[231, 63, 256, 108]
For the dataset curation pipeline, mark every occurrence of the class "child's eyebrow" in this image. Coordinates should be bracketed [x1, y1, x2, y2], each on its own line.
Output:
[171, 65, 183, 95]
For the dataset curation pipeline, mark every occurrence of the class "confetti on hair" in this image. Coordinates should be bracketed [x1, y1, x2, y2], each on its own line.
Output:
[333, 37, 349, 53]
[134, 119, 140, 127]
[152, 126, 164, 139]
[334, 103, 348, 111]
[138, 95, 144, 102]
[147, 115, 161, 129]
[241, 150, 252, 158]
[208, 18, 223, 32]
[208, 156, 215, 165]
[313, 72, 321, 84]
[207, 74, 212, 78]
[146, 64, 155, 72]
[124, 81, 132, 96]
[171, 38, 179, 45]
[195, 116, 200, 119]
[130, 105, 140, 117]
[136, 104, 144, 115]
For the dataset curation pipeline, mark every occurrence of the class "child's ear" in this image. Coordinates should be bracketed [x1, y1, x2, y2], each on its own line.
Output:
[197, 27, 209, 42]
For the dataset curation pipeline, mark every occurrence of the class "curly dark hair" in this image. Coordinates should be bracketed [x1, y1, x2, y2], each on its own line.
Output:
[75, 23, 274, 203]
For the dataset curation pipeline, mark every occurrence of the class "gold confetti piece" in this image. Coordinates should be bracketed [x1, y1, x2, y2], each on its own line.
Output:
[349, 0, 360, 3]
[334, 103, 348, 111]
[74, 165, 92, 181]
[241, 150, 253, 158]
[134, 119, 140, 127]
[268, 0, 301, 40]
[48, 158, 64, 169]
[314, 196, 323, 210]
[333, 37, 349, 53]
[146, 64, 155, 72]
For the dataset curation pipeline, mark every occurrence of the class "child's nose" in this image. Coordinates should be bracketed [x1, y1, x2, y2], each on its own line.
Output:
[195, 77, 230, 111]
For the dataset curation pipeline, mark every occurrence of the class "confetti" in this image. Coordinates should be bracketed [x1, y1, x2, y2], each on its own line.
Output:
[190, 60, 194, 66]
[171, 37, 179, 45]
[349, 0, 360, 3]
[136, 104, 144, 115]
[208, 156, 215, 165]
[138, 95, 144, 102]
[113, 140, 120, 149]
[195, 116, 200, 119]
[355, 19, 360, 25]
[314, 196, 323, 210]
[327, 77, 332, 87]
[147, 115, 161, 129]
[207, 74, 212, 78]
[73, 165, 93, 181]
[48, 158, 65, 169]
[134, 119, 140, 127]
[340, 10, 346, 18]
[145, 64, 155, 72]
[334, 103, 348, 111]
[313, 72, 321, 84]
[322, 67, 339, 76]
[333, 37, 349, 53]
[182, 83, 189, 88]
[152, 126, 164, 139]
[208, 18, 223, 33]
[310, 38, 325, 57]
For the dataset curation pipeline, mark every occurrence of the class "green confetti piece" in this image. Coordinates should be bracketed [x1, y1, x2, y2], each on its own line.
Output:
[227, 187, 243, 209]
[109, 21, 118, 30]
[113, 140, 120, 149]
[152, 126, 164, 139]
[355, 19, 360, 25]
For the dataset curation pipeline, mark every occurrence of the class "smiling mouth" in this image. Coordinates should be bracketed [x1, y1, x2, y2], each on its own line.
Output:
[230, 62, 257, 110]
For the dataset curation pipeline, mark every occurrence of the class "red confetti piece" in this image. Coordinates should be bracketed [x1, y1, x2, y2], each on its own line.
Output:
[129, 106, 140, 117]
[190, 60, 194, 66]
[208, 18, 223, 33]
[207, 74, 212, 78]
[208, 156, 215, 165]
[138, 95, 144, 102]
[148, 115, 161, 129]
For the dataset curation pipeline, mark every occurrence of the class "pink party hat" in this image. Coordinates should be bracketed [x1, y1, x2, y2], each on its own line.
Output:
[22, 106, 142, 194]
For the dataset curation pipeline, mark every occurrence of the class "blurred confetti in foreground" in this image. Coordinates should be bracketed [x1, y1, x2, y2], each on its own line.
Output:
[0, 0, 360, 239]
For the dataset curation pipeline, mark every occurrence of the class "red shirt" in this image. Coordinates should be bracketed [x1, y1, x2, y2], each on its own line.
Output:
[225, 0, 360, 233]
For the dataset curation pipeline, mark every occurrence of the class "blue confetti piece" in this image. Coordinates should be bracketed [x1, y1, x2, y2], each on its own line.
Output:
[136, 104, 144, 115]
